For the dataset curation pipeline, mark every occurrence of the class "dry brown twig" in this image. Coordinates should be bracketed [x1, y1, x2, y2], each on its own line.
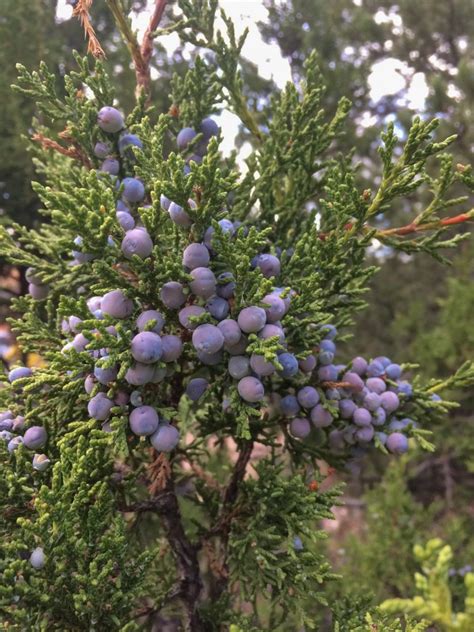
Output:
[73, 0, 105, 58]
[31, 132, 92, 169]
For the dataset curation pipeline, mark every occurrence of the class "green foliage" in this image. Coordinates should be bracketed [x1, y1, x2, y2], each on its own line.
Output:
[0, 1, 472, 630]
[334, 461, 438, 603]
[227, 462, 340, 629]
[381, 539, 474, 631]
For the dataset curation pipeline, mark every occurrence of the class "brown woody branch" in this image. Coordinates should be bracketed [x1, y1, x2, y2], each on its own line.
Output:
[121, 453, 204, 632]
[106, 0, 168, 102]
[317, 210, 474, 241]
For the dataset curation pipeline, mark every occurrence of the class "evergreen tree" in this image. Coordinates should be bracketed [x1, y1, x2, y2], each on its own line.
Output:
[0, 1, 473, 629]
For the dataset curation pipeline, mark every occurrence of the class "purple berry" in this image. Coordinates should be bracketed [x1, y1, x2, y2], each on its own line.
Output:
[29, 283, 49, 300]
[189, 267, 216, 299]
[157, 196, 171, 214]
[125, 363, 155, 386]
[386, 432, 409, 454]
[183, 243, 210, 270]
[237, 376, 265, 403]
[277, 352, 299, 378]
[129, 406, 159, 436]
[250, 354, 275, 376]
[97, 106, 124, 133]
[100, 158, 120, 175]
[388, 418, 411, 431]
[71, 333, 89, 352]
[318, 349, 334, 365]
[310, 404, 333, 428]
[84, 375, 95, 394]
[397, 381, 413, 397]
[8, 367, 32, 383]
[238, 306, 266, 333]
[280, 394, 300, 417]
[118, 133, 143, 156]
[8, 436, 23, 453]
[217, 319, 241, 346]
[299, 354, 316, 373]
[197, 349, 223, 366]
[115, 391, 130, 406]
[29, 547, 46, 569]
[318, 364, 338, 382]
[380, 391, 400, 413]
[261, 294, 286, 323]
[23, 426, 47, 449]
[206, 296, 230, 321]
[258, 324, 285, 344]
[150, 423, 180, 451]
[297, 386, 319, 409]
[131, 331, 163, 364]
[192, 324, 224, 355]
[169, 202, 192, 227]
[364, 392, 382, 411]
[94, 364, 118, 385]
[374, 356, 391, 368]
[353, 408, 372, 427]
[366, 377, 386, 394]
[136, 310, 165, 334]
[385, 363, 402, 380]
[121, 228, 153, 259]
[117, 211, 135, 231]
[25, 267, 41, 284]
[253, 254, 280, 279]
[320, 339, 336, 354]
[290, 417, 311, 439]
[122, 178, 145, 203]
[178, 305, 206, 330]
[177, 127, 197, 150]
[161, 335, 183, 362]
[186, 378, 209, 401]
[367, 360, 385, 377]
[228, 355, 251, 379]
[372, 407, 386, 426]
[224, 334, 248, 356]
[356, 425, 374, 443]
[343, 372, 365, 392]
[88, 393, 114, 420]
[200, 118, 219, 140]
[101, 290, 133, 319]
[94, 141, 111, 158]
[351, 356, 368, 376]
[320, 324, 337, 340]
[216, 272, 236, 299]
[161, 282, 186, 309]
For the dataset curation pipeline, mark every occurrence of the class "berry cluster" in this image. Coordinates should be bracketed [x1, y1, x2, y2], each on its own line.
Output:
[0, 404, 49, 471]
[279, 326, 424, 456]
[15, 104, 431, 471]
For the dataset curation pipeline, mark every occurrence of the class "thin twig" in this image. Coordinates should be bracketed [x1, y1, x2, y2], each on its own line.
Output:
[140, 0, 168, 97]
[73, 0, 105, 58]
[317, 210, 474, 241]
[31, 132, 92, 169]
[106, 0, 168, 102]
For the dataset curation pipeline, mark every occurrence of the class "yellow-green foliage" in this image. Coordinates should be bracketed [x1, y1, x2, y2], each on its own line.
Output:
[381, 539, 474, 631]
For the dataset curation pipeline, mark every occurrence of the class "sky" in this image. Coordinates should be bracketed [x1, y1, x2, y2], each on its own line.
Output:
[56, 0, 429, 156]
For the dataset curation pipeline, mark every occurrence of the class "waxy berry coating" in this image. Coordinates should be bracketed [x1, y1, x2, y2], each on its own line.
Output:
[129, 406, 159, 436]
[97, 106, 124, 133]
